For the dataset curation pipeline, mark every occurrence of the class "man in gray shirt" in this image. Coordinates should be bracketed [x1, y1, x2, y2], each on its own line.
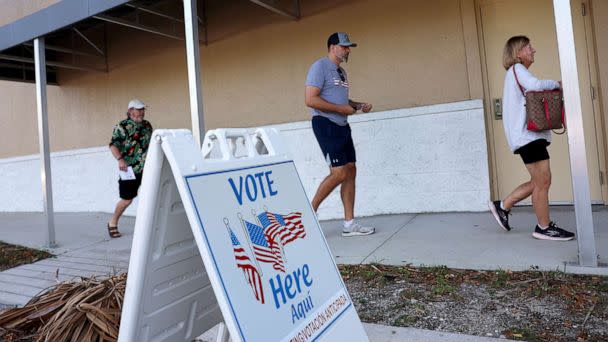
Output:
[305, 32, 375, 237]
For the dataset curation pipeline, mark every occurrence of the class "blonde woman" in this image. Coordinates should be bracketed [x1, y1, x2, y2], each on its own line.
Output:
[489, 35, 574, 241]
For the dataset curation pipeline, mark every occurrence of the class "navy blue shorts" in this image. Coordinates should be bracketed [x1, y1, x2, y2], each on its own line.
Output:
[118, 173, 142, 200]
[312, 116, 356, 167]
[515, 139, 550, 164]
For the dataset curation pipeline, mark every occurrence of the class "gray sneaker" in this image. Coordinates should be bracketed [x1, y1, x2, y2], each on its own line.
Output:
[342, 221, 375, 237]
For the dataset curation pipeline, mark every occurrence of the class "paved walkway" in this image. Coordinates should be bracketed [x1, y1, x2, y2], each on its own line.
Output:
[0, 206, 607, 340]
[322, 206, 607, 272]
[0, 213, 133, 305]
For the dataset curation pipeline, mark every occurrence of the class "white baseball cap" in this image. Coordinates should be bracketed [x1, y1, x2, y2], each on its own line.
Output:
[127, 99, 146, 110]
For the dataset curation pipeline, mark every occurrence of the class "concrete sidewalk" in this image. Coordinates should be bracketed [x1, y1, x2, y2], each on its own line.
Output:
[0, 206, 607, 340]
[323, 206, 608, 273]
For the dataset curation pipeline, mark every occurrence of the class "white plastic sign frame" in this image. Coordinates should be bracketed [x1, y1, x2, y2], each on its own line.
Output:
[119, 128, 368, 342]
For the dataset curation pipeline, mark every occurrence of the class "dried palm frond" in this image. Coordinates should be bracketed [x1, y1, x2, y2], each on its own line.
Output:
[0, 273, 127, 342]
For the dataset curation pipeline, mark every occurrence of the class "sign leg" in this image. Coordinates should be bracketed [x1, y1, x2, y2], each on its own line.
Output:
[216, 322, 230, 342]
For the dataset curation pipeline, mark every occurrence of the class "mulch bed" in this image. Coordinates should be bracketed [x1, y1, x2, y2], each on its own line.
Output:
[0, 242, 53, 272]
[1, 241, 607, 341]
[340, 264, 608, 341]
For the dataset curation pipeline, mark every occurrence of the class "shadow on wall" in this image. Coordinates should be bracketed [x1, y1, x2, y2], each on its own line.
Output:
[203, 0, 359, 45]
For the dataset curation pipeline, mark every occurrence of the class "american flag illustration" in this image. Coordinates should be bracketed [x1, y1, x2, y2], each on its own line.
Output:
[258, 211, 306, 246]
[229, 228, 265, 304]
[244, 220, 285, 272]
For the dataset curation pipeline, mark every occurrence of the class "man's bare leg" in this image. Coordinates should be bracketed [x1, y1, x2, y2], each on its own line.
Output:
[340, 163, 356, 221]
[339, 162, 374, 236]
[311, 165, 349, 213]
[109, 199, 132, 227]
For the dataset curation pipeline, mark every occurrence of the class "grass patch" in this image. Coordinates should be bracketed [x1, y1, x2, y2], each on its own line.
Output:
[593, 280, 608, 293]
[393, 313, 419, 325]
[400, 288, 424, 301]
[432, 276, 455, 296]
[491, 269, 510, 288]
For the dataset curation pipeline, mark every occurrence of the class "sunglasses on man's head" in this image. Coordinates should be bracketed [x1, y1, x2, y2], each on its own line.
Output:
[336, 68, 345, 82]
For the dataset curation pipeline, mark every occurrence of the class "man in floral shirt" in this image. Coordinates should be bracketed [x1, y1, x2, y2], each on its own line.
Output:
[107, 99, 153, 238]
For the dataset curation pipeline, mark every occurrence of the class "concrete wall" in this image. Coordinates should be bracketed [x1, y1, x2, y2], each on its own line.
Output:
[284, 100, 490, 217]
[0, 100, 490, 218]
[0, 0, 481, 158]
[0, 146, 121, 213]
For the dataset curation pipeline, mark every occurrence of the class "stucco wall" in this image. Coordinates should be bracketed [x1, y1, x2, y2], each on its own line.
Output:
[0, 100, 490, 217]
[591, 0, 608, 176]
[0, 0, 480, 158]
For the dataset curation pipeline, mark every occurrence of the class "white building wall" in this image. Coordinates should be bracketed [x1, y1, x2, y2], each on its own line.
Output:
[0, 146, 130, 214]
[0, 100, 490, 219]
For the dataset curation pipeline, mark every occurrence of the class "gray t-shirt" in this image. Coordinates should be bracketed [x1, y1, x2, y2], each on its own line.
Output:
[305, 57, 349, 126]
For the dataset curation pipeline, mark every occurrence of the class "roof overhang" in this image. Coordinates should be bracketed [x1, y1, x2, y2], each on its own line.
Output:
[0, 0, 299, 80]
[0, 0, 130, 52]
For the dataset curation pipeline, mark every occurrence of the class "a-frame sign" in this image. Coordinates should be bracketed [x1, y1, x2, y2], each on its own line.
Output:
[118, 128, 368, 342]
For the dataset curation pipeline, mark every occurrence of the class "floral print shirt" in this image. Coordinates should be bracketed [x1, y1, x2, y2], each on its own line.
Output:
[109, 118, 153, 175]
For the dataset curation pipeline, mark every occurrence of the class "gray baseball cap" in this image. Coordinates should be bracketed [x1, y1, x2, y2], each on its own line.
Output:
[327, 32, 357, 48]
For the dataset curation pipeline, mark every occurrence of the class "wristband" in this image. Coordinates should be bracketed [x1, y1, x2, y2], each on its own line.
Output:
[117, 157, 123, 161]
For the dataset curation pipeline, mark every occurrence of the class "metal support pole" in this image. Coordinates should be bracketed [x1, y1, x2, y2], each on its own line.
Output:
[34, 37, 56, 248]
[183, 0, 205, 146]
[552, 0, 596, 267]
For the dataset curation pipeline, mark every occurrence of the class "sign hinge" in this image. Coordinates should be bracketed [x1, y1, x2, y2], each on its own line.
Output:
[582, 2, 587, 16]
[600, 171, 605, 186]
[591, 86, 596, 100]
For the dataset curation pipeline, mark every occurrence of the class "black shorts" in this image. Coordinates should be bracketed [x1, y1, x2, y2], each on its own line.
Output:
[515, 139, 550, 164]
[118, 174, 142, 200]
[312, 116, 356, 167]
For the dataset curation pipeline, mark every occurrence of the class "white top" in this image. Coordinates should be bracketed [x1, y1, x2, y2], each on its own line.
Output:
[502, 63, 560, 152]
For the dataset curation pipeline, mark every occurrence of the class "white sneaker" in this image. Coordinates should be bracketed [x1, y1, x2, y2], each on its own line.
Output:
[342, 220, 375, 237]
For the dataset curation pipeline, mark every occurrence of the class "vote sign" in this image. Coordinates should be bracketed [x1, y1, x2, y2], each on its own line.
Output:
[185, 160, 354, 342]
